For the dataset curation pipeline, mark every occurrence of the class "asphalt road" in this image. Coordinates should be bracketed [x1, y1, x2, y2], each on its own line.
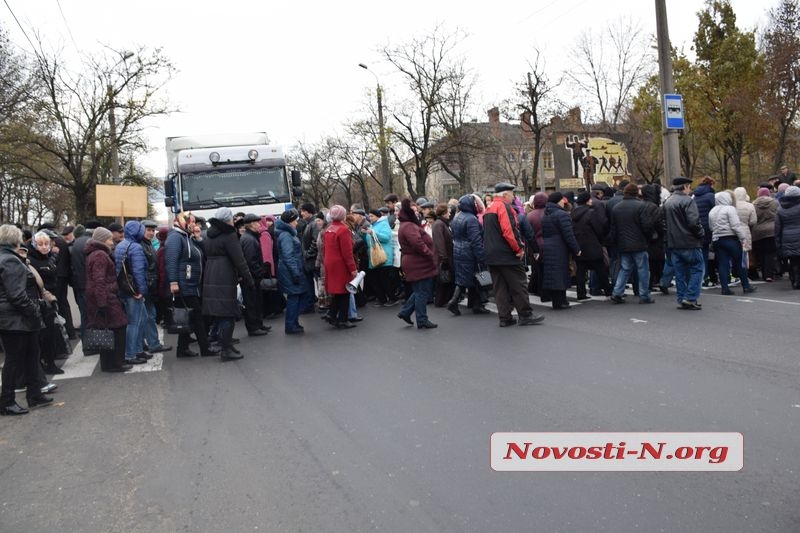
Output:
[1, 280, 799, 532]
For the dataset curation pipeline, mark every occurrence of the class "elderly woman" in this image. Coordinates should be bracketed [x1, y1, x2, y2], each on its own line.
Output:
[85, 227, 132, 372]
[447, 194, 488, 316]
[776, 185, 800, 288]
[431, 203, 455, 307]
[709, 190, 756, 295]
[27, 231, 63, 374]
[397, 199, 439, 329]
[0, 224, 52, 415]
[166, 212, 221, 358]
[322, 205, 358, 329]
[202, 207, 255, 360]
[275, 208, 311, 334]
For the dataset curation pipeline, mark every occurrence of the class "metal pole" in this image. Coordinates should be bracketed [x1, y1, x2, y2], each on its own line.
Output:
[359, 63, 391, 196]
[107, 84, 120, 184]
[655, 0, 682, 182]
[376, 84, 391, 196]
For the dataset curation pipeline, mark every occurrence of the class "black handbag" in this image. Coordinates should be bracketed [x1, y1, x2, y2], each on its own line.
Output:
[167, 296, 193, 335]
[84, 327, 114, 352]
[438, 266, 453, 284]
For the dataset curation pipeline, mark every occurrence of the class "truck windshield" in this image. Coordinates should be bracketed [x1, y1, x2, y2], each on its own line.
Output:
[180, 167, 290, 208]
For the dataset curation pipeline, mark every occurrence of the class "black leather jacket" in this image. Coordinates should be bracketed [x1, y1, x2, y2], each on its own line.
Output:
[0, 247, 43, 332]
[663, 190, 705, 249]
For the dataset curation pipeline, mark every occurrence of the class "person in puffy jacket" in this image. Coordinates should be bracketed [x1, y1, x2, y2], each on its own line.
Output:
[447, 194, 489, 315]
[202, 208, 255, 359]
[396, 199, 439, 329]
[775, 185, 800, 289]
[275, 209, 310, 334]
[85, 228, 131, 373]
[0, 224, 52, 415]
[114, 221, 149, 365]
[709, 190, 755, 295]
[752, 187, 779, 282]
[693, 176, 718, 285]
[166, 212, 221, 358]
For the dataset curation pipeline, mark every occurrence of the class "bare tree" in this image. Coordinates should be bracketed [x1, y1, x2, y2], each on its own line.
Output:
[3, 40, 175, 221]
[383, 26, 464, 198]
[507, 51, 562, 195]
[290, 139, 339, 209]
[564, 18, 655, 130]
[762, 0, 800, 171]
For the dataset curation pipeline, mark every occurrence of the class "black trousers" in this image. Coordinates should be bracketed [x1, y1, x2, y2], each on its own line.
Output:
[99, 327, 127, 370]
[241, 284, 264, 332]
[0, 330, 41, 405]
[575, 258, 611, 298]
[55, 278, 76, 337]
[331, 293, 349, 324]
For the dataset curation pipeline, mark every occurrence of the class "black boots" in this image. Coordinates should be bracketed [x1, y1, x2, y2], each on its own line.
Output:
[447, 286, 464, 316]
[219, 325, 243, 361]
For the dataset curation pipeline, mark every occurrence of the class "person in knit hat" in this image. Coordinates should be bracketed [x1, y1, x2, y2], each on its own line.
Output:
[84, 225, 132, 373]
[776, 185, 800, 288]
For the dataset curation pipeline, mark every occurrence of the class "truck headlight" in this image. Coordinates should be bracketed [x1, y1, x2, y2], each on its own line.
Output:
[248, 149, 258, 161]
[209, 152, 220, 163]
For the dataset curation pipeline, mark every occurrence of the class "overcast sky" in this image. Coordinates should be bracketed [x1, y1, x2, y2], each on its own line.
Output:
[2, 0, 770, 178]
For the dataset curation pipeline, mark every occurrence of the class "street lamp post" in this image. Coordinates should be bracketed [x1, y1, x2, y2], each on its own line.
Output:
[108, 51, 134, 184]
[359, 63, 391, 197]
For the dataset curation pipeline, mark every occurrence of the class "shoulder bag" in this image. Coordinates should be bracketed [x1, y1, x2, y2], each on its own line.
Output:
[167, 295, 193, 335]
[369, 233, 387, 267]
[117, 245, 138, 296]
[474, 269, 493, 288]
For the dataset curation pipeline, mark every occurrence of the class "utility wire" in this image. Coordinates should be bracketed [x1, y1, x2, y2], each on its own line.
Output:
[54, 0, 80, 51]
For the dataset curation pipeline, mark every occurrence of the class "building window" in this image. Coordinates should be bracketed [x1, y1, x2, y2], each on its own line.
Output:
[522, 150, 531, 162]
[542, 151, 554, 169]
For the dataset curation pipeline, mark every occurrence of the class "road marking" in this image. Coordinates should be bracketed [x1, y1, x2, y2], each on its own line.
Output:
[53, 351, 98, 380]
[630, 318, 648, 323]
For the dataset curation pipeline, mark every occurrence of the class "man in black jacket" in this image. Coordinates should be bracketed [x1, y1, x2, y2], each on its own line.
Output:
[663, 176, 705, 310]
[240, 214, 269, 336]
[609, 183, 654, 304]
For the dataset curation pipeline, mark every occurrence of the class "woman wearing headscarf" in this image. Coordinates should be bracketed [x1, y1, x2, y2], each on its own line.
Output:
[275, 208, 311, 334]
[85, 227, 132, 372]
[397, 198, 439, 329]
[0, 224, 53, 415]
[541, 192, 581, 309]
[431, 203, 455, 307]
[201, 207, 255, 359]
[166, 212, 221, 358]
[447, 194, 488, 315]
[752, 187, 779, 282]
[322, 205, 358, 328]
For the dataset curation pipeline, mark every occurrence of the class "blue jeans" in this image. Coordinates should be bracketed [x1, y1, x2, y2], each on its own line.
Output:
[348, 293, 357, 319]
[670, 248, 704, 303]
[121, 297, 146, 360]
[714, 237, 751, 291]
[399, 277, 434, 324]
[144, 302, 163, 350]
[613, 251, 650, 301]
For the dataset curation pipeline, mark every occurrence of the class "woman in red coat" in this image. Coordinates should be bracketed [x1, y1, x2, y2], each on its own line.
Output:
[397, 198, 439, 329]
[323, 205, 358, 329]
[85, 228, 131, 372]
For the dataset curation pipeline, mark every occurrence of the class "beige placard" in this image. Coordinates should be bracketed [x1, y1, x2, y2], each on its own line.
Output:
[96, 185, 148, 217]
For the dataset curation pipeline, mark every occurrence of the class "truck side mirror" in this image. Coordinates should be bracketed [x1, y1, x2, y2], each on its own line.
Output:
[292, 186, 303, 198]
[163, 179, 175, 207]
[291, 170, 302, 187]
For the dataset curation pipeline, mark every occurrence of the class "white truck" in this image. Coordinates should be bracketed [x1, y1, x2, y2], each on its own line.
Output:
[163, 133, 302, 219]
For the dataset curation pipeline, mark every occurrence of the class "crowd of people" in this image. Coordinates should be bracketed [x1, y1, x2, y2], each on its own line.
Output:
[3, 172, 800, 416]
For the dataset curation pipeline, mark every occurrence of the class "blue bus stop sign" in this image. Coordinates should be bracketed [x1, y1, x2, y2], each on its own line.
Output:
[664, 94, 685, 129]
